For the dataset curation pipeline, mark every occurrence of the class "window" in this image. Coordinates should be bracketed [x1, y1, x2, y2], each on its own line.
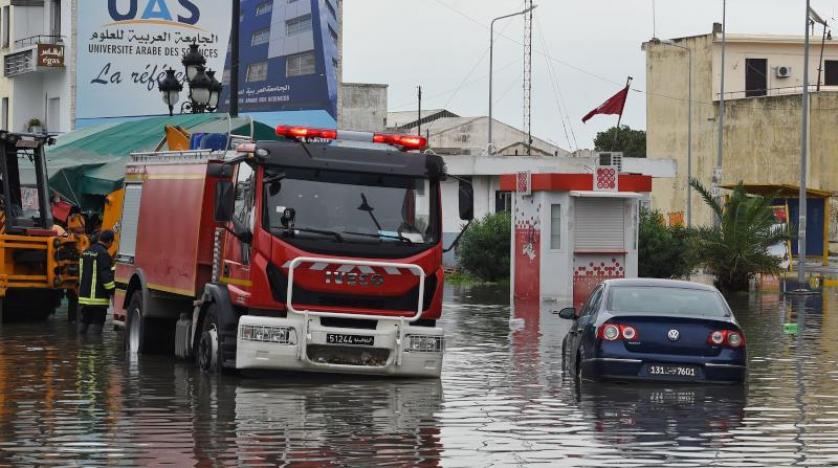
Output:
[494, 191, 510, 213]
[825, 60, 838, 86]
[328, 25, 338, 44]
[251, 28, 270, 46]
[745, 58, 767, 97]
[246, 61, 268, 82]
[222, 69, 230, 85]
[2, 7, 9, 48]
[255, 1, 272, 16]
[50, 0, 61, 37]
[607, 286, 729, 317]
[1, 97, 7, 130]
[332, 57, 339, 71]
[286, 51, 315, 77]
[286, 14, 312, 36]
[550, 204, 561, 249]
[325, 0, 337, 19]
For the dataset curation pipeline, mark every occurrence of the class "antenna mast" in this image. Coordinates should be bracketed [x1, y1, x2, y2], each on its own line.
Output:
[523, 0, 533, 155]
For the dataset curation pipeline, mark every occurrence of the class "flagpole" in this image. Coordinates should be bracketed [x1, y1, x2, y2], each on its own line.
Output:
[612, 76, 633, 148]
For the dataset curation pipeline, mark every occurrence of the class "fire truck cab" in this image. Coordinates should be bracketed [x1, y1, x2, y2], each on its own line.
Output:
[115, 127, 472, 378]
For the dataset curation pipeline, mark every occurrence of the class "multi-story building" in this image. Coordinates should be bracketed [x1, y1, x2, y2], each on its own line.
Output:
[0, 0, 70, 133]
[644, 23, 838, 230]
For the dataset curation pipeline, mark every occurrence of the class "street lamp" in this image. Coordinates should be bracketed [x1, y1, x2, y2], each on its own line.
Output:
[488, 4, 537, 154]
[158, 68, 183, 117]
[157, 45, 223, 114]
[651, 38, 692, 227]
[182, 43, 206, 82]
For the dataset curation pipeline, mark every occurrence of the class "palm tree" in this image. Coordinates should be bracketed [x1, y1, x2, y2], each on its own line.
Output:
[690, 180, 789, 292]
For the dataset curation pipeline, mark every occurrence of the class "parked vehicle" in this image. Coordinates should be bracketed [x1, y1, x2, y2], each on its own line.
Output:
[113, 126, 473, 377]
[559, 279, 746, 384]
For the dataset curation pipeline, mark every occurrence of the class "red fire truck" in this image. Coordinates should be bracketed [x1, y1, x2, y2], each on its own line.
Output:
[113, 126, 472, 377]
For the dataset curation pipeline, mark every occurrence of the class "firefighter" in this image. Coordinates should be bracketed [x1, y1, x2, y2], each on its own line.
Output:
[77, 229, 115, 334]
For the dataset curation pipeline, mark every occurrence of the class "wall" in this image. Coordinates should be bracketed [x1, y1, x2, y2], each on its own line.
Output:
[338, 83, 387, 131]
[647, 32, 838, 229]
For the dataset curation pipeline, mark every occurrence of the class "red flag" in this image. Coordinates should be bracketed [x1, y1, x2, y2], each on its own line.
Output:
[581, 86, 629, 123]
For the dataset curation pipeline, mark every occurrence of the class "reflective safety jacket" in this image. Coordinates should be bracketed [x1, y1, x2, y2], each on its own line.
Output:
[78, 242, 115, 306]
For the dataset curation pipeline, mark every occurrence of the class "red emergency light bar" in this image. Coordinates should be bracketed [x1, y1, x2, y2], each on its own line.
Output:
[275, 125, 428, 151]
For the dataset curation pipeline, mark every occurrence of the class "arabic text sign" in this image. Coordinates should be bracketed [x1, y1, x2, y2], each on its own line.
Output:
[76, 0, 231, 119]
[37, 44, 64, 68]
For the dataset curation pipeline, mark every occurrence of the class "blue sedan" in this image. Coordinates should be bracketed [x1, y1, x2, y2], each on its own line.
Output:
[560, 279, 746, 384]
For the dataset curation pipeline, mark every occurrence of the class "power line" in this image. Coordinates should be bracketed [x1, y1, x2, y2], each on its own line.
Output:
[536, 16, 577, 151]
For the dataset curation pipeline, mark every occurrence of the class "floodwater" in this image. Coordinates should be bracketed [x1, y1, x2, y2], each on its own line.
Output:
[0, 286, 835, 467]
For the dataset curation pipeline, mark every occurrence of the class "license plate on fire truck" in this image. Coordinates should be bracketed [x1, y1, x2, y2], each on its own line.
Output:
[326, 333, 374, 346]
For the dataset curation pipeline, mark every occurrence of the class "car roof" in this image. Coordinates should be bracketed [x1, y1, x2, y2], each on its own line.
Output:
[602, 278, 719, 292]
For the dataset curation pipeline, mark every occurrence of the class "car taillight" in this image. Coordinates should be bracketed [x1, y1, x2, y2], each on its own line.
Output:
[597, 323, 639, 342]
[707, 330, 745, 348]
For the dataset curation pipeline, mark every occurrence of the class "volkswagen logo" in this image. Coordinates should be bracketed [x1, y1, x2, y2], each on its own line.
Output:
[667, 329, 680, 342]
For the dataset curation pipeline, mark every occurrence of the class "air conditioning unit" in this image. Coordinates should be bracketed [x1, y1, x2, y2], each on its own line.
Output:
[597, 152, 623, 172]
[776, 66, 792, 78]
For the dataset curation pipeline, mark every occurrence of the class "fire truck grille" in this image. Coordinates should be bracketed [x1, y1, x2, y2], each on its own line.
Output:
[266, 263, 437, 312]
[306, 344, 390, 367]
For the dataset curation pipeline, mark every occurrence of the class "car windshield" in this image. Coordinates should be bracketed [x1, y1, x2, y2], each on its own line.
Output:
[265, 169, 437, 244]
[606, 286, 729, 317]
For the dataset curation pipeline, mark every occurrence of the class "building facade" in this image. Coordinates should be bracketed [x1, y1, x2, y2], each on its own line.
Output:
[0, 0, 71, 133]
[645, 24, 838, 229]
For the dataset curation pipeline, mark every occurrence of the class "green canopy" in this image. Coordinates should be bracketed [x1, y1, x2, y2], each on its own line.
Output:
[38, 114, 277, 211]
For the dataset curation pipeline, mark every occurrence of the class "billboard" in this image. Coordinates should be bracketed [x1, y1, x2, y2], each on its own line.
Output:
[76, 0, 232, 119]
[76, 0, 340, 124]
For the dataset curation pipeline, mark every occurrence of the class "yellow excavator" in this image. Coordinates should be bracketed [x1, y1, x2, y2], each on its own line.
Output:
[0, 132, 82, 322]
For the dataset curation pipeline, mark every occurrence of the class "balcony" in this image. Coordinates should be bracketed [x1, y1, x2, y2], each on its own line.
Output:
[4, 35, 65, 77]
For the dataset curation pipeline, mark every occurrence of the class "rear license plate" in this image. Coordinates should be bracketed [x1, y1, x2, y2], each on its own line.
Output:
[326, 333, 374, 346]
[647, 364, 697, 378]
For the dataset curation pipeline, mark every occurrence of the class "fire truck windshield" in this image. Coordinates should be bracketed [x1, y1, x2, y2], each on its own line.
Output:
[265, 169, 439, 249]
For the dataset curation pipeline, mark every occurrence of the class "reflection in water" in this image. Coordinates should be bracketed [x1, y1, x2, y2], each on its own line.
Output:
[0, 286, 835, 466]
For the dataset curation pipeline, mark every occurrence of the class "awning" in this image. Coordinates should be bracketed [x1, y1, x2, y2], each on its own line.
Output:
[31, 114, 279, 210]
[721, 183, 832, 199]
[570, 191, 643, 199]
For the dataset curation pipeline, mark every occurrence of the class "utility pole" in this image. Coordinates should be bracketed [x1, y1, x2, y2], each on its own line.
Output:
[229, 0, 240, 117]
[523, 0, 533, 155]
[798, 0, 812, 287]
[714, 0, 726, 227]
[417, 86, 422, 136]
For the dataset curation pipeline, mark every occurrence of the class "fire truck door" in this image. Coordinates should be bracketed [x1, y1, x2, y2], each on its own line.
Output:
[221, 164, 254, 288]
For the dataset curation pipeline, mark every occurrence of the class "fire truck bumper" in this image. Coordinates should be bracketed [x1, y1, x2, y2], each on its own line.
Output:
[235, 315, 444, 378]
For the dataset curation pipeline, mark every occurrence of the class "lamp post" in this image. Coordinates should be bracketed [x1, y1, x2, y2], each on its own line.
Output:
[798, 0, 812, 287]
[488, 4, 537, 154]
[714, 0, 726, 227]
[653, 38, 693, 226]
[158, 68, 183, 117]
[157, 44, 223, 114]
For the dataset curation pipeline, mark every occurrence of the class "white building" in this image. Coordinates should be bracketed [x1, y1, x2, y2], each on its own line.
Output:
[389, 109, 570, 157]
[439, 153, 676, 266]
[0, 0, 71, 133]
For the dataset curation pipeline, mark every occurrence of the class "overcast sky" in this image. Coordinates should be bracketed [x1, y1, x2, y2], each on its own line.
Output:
[343, 0, 837, 151]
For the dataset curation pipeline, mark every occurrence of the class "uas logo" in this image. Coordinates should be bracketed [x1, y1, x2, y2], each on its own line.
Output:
[108, 0, 200, 26]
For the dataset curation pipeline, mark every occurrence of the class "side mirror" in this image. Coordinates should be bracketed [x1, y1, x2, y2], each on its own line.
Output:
[458, 179, 474, 221]
[214, 180, 235, 223]
[557, 307, 576, 320]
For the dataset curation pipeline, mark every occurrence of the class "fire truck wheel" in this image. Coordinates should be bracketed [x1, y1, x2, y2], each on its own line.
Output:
[197, 306, 222, 373]
[125, 294, 145, 354]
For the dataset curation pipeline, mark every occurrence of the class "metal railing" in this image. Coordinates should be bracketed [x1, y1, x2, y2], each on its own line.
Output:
[13, 35, 63, 48]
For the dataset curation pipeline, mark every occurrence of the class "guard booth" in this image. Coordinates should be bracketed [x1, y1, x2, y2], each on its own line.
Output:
[501, 167, 653, 310]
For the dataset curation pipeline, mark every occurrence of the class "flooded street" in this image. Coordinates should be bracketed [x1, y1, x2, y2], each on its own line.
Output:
[0, 286, 836, 467]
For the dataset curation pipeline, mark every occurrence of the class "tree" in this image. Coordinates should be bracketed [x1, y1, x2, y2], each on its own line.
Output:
[457, 211, 511, 282]
[690, 180, 789, 292]
[639, 209, 696, 279]
[593, 125, 646, 158]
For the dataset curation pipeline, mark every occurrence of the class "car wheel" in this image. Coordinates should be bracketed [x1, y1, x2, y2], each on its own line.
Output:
[125, 294, 145, 354]
[125, 293, 172, 355]
[197, 305, 222, 374]
[575, 351, 583, 381]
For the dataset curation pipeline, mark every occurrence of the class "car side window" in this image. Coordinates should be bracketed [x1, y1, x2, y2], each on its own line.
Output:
[583, 286, 604, 317]
[588, 286, 606, 318]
